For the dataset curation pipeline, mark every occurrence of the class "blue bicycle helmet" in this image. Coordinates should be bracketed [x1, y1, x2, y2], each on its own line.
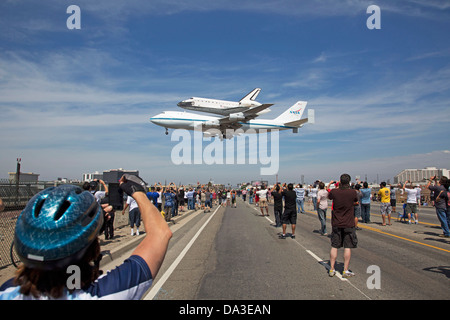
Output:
[14, 184, 104, 270]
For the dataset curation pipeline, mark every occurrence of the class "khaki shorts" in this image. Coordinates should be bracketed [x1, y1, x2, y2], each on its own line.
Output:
[259, 198, 267, 208]
[405, 203, 417, 214]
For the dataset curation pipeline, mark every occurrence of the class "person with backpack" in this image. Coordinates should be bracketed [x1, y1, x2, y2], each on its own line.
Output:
[427, 175, 449, 238]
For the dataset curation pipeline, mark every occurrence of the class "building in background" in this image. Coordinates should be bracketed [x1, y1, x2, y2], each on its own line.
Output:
[82, 171, 103, 182]
[394, 167, 449, 184]
[8, 172, 39, 183]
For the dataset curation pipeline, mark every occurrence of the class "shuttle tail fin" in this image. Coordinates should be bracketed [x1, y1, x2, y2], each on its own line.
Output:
[239, 88, 261, 102]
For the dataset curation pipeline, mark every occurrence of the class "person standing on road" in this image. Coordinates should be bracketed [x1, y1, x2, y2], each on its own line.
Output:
[327, 174, 358, 278]
[146, 187, 159, 207]
[280, 183, 297, 239]
[231, 189, 237, 208]
[186, 188, 195, 210]
[204, 189, 212, 212]
[163, 187, 176, 222]
[294, 184, 306, 214]
[402, 181, 419, 224]
[378, 182, 392, 226]
[360, 182, 371, 223]
[123, 195, 141, 236]
[0, 175, 172, 300]
[390, 185, 399, 220]
[310, 184, 318, 211]
[427, 175, 450, 238]
[257, 186, 269, 216]
[316, 182, 329, 236]
[272, 185, 283, 228]
[354, 183, 362, 230]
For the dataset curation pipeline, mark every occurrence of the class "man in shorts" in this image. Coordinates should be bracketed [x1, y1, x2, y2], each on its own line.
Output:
[257, 185, 269, 216]
[378, 182, 392, 226]
[327, 174, 358, 278]
[280, 183, 297, 239]
[402, 180, 419, 224]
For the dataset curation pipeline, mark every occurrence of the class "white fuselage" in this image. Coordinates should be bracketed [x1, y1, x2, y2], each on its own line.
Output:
[150, 111, 296, 132]
[177, 97, 270, 116]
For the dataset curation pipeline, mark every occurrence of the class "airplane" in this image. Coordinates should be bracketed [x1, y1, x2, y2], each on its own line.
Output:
[176, 88, 272, 116]
[150, 101, 314, 138]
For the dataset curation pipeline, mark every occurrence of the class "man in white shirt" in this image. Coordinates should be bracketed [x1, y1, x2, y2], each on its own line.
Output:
[402, 180, 419, 224]
[257, 186, 269, 216]
[123, 195, 141, 235]
[309, 185, 318, 211]
[294, 184, 306, 214]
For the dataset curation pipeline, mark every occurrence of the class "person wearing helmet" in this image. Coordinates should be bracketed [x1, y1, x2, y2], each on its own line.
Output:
[0, 174, 172, 300]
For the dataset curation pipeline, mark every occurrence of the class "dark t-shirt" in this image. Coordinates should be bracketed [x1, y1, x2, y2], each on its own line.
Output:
[328, 188, 358, 228]
[428, 185, 448, 210]
[272, 191, 283, 209]
[282, 190, 297, 210]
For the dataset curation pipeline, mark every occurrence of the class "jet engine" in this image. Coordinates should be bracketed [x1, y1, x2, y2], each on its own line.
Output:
[204, 120, 219, 128]
[229, 112, 245, 121]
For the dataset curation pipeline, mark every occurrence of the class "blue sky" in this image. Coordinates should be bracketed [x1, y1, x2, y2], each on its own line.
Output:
[1, 0, 449, 185]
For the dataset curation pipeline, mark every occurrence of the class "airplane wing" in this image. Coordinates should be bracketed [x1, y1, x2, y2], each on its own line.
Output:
[242, 103, 273, 119]
[218, 103, 274, 127]
[201, 103, 273, 136]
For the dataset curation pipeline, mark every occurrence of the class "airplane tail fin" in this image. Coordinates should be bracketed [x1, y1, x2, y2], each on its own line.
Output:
[274, 101, 307, 123]
[240, 88, 261, 102]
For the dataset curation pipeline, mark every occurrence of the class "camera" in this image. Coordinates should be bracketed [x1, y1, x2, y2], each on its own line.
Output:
[100, 183, 124, 210]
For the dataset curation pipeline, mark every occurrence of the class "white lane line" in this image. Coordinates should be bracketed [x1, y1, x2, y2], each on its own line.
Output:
[249, 204, 274, 224]
[247, 201, 371, 300]
[143, 205, 221, 300]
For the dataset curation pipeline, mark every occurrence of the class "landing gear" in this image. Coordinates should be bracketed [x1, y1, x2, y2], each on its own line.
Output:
[165, 128, 168, 135]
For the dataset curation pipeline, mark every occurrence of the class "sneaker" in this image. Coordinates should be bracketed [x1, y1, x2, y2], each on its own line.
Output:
[136, 229, 140, 236]
[279, 234, 286, 239]
[291, 234, 296, 239]
[342, 270, 355, 278]
[328, 269, 336, 277]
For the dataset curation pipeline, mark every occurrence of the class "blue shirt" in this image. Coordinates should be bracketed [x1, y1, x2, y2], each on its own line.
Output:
[360, 188, 372, 204]
[186, 190, 194, 199]
[163, 192, 175, 207]
[146, 191, 159, 205]
[0, 255, 152, 300]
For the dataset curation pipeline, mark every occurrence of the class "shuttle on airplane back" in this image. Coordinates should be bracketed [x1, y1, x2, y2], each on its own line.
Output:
[151, 101, 314, 138]
[177, 88, 271, 116]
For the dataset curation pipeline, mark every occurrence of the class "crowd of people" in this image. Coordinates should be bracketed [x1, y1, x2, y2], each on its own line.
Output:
[0, 172, 448, 299]
[71, 176, 450, 254]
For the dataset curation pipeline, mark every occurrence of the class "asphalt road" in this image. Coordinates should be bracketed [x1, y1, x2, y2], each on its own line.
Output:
[106, 199, 449, 301]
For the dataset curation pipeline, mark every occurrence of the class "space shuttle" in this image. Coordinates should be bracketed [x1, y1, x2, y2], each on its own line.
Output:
[176, 88, 271, 116]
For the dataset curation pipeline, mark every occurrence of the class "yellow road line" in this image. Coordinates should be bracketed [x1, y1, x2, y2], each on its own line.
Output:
[359, 224, 450, 253]
[305, 209, 450, 254]
[369, 212, 440, 227]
